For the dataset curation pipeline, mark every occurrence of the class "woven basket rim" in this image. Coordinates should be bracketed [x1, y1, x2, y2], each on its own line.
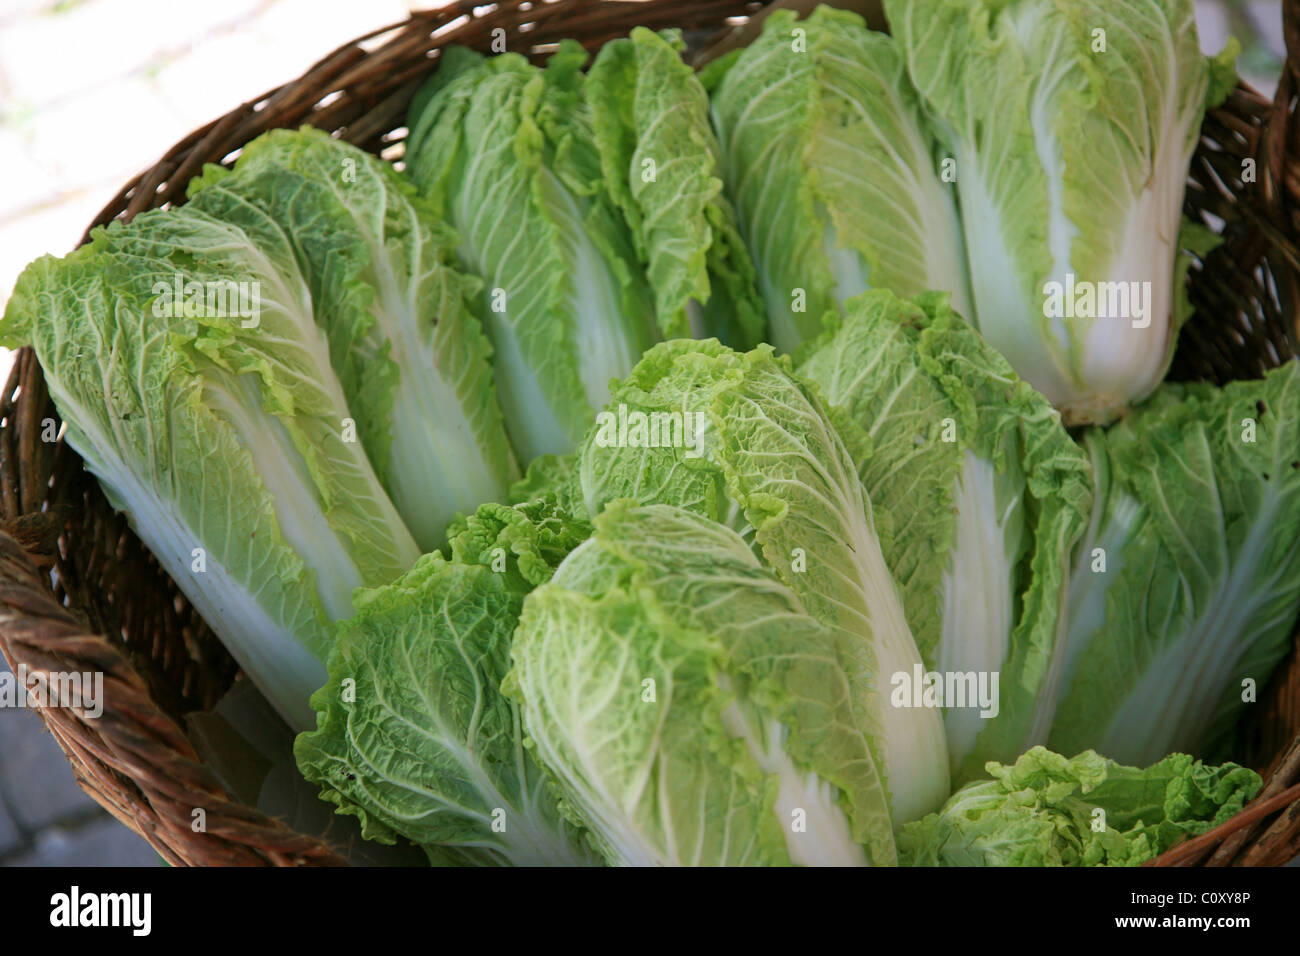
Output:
[2, 0, 1299, 867]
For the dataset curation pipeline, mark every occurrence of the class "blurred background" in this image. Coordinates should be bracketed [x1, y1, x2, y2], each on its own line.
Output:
[0, 0, 1288, 866]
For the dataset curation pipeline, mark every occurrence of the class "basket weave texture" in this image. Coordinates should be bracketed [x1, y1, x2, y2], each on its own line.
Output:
[0, 0, 1298, 866]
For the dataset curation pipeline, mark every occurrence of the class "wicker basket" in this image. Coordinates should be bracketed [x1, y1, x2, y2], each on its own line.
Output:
[1, 0, 1298, 867]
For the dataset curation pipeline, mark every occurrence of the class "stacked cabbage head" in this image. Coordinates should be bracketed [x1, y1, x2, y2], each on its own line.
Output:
[0, 195, 425, 732]
[886, 0, 1236, 424]
[405, 30, 763, 462]
[709, 6, 972, 356]
[800, 290, 1092, 782]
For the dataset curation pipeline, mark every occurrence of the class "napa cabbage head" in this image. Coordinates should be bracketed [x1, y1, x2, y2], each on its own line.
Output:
[186, 127, 519, 552]
[900, 747, 1261, 866]
[799, 290, 1092, 783]
[579, 340, 950, 823]
[296, 452, 601, 864]
[709, 6, 972, 356]
[0, 207, 420, 731]
[1049, 361, 1300, 765]
[407, 35, 757, 464]
[295, 501, 600, 866]
[405, 44, 658, 462]
[504, 500, 897, 866]
[886, 0, 1236, 424]
[587, 28, 766, 349]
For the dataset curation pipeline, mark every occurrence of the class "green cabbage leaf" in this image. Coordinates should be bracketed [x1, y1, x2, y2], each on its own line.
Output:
[900, 746, 1260, 866]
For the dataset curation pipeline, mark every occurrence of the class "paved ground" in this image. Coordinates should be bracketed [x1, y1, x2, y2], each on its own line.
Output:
[0, 654, 160, 865]
[0, 0, 1287, 867]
